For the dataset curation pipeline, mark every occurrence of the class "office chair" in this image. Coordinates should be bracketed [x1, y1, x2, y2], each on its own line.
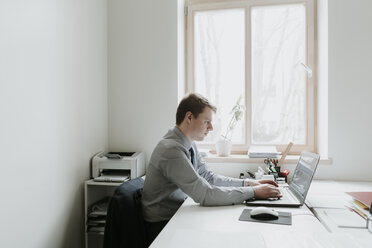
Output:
[103, 177, 147, 248]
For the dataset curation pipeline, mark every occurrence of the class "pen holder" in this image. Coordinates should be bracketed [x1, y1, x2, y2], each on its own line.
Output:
[264, 158, 280, 180]
[270, 171, 279, 179]
[275, 166, 281, 175]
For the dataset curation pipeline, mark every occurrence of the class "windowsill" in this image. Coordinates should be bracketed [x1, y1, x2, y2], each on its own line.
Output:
[202, 152, 332, 165]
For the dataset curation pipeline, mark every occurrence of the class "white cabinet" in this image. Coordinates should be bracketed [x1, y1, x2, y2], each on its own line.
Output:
[84, 180, 121, 248]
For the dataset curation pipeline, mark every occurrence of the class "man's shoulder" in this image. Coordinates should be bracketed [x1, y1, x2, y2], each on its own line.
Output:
[151, 128, 190, 161]
[157, 138, 187, 154]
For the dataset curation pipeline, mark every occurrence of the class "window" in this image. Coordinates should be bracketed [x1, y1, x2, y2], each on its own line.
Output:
[186, 0, 316, 154]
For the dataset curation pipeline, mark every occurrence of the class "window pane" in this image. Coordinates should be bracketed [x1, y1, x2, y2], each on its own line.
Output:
[251, 4, 306, 145]
[194, 9, 245, 143]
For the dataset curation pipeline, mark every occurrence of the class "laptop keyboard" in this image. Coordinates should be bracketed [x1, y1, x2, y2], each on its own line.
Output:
[278, 187, 298, 203]
[279, 187, 290, 194]
[265, 187, 297, 203]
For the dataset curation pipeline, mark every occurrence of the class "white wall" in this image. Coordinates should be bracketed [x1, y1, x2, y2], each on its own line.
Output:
[315, 0, 372, 180]
[108, 0, 178, 157]
[0, 1, 108, 247]
[317, 0, 328, 159]
[108, 0, 372, 181]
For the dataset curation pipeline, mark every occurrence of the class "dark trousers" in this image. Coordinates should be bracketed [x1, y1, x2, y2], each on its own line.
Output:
[144, 220, 168, 246]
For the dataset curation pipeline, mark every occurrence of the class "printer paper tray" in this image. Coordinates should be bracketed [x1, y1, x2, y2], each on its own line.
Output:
[93, 174, 130, 183]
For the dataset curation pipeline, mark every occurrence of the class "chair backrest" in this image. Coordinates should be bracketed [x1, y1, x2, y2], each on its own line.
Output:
[103, 177, 147, 248]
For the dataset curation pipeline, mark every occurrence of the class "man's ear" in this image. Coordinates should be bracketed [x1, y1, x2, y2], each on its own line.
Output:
[185, 111, 193, 123]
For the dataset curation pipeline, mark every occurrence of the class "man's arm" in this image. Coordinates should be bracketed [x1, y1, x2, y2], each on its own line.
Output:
[160, 147, 255, 206]
[195, 150, 248, 187]
[197, 160, 245, 187]
[195, 149, 280, 189]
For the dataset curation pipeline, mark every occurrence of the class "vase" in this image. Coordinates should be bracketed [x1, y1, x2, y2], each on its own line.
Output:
[215, 139, 232, 157]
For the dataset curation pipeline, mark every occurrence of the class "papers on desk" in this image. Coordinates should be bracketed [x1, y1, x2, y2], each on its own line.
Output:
[248, 146, 281, 158]
[306, 195, 349, 209]
[346, 192, 372, 209]
[344, 191, 372, 221]
[323, 208, 366, 228]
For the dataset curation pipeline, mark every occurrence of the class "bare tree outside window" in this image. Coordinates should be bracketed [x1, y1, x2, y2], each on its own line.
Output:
[194, 9, 245, 144]
[251, 4, 306, 145]
[188, 0, 315, 153]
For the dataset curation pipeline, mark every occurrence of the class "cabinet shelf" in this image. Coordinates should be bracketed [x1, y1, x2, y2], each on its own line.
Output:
[84, 180, 121, 248]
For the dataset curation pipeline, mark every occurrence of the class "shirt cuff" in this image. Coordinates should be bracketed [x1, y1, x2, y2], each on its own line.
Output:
[243, 186, 255, 201]
[243, 179, 250, 187]
[243, 179, 255, 200]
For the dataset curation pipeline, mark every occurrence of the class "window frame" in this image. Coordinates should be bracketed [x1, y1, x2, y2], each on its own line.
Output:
[186, 0, 317, 155]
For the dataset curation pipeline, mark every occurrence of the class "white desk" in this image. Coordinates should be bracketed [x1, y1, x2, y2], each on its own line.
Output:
[150, 180, 372, 248]
[306, 180, 372, 248]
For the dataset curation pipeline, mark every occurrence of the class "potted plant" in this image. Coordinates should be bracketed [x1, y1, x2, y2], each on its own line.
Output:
[216, 96, 245, 156]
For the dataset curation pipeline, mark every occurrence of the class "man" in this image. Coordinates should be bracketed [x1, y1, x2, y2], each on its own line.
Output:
[142, 93, 281, 244]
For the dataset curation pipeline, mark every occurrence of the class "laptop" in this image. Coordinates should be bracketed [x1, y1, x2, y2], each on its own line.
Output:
[246, 151, 320, 207]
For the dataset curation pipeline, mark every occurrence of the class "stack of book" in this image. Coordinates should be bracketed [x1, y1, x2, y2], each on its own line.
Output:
[346, 191, 372, 220]
[323, 192, 371, 229]
[248, 145, 281, 158]
[87, 197, 110, 234]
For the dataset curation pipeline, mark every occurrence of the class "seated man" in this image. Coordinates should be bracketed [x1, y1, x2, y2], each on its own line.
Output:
[142, 93, 281, 245]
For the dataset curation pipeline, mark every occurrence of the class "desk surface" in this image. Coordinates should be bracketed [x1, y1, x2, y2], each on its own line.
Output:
[150, 180, 372, 248]
[306, 180, 372, 248]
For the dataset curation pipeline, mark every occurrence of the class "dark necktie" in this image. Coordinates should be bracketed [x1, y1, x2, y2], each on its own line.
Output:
[189, 147, 195, 168]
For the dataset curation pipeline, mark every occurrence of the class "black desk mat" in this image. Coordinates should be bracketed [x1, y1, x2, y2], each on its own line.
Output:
[239, 209, 292, 225]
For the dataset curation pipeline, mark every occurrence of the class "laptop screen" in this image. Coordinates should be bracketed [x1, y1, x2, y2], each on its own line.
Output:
[289, 151, 320, 201]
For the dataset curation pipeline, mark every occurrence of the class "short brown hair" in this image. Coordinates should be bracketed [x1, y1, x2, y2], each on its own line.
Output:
[176, 93, 217, 125]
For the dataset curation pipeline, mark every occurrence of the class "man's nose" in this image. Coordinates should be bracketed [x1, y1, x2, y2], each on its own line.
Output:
[208, 123, 213, 131]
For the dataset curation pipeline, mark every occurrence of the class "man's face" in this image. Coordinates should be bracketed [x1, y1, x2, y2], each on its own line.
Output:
[189, 107, 214, 142]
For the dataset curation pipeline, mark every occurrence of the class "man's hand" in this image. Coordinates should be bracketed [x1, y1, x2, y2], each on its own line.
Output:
[252, 184, 282, 199]
[248, 179, 279, 187]
[245, 179, 281, 199]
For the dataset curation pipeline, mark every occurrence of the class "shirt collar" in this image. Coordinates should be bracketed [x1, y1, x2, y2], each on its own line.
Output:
[173, 126, 192, 150]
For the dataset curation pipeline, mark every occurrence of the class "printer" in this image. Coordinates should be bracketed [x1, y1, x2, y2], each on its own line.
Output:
[92, 152, 145, 182]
